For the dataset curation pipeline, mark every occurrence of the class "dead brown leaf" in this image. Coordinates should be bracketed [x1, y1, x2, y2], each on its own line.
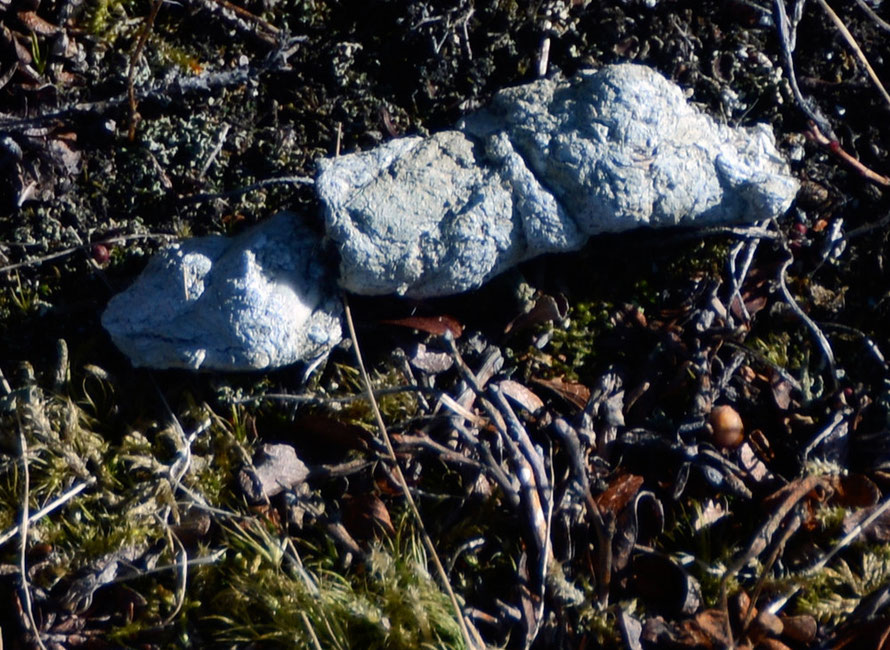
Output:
[530, 375, 590, 410]
[498, 379, 544, 414]
[504, 293, 568, 334]
[342, 493, 395, 540]
[381, 314, 463, 338]
[596, 473, 644, 518]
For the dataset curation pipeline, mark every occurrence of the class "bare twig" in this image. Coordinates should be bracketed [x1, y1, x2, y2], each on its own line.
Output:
[725, 226, 764, 327]
[198, 122, 231, 180]
[0, 478, 96, 549]
[127, 0, 164, 141]
[774, 0, 837, 138]
[342, 295, 480, 650]
[776, 252, 838, 386]
[443, 333, 553, 641]
[178, 174, 314, 205]
[229, 384, 439, 408]
[806, 121, 890, 186]
[189, 0, 281, 44]
[815, 0, 890, 109]
[0, 65, 284, 132]
[17, 420, 48, 650]
[844, 211, 890, 240]
[162, 533, 189, 624]
[720, 474, 828, 645]
[0, 232, 176, 275]
[768, 492, 890, 614]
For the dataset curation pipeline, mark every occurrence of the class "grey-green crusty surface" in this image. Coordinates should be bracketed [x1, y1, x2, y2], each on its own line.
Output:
[319, 64, 798, 298]
[101, 64, 797, 371]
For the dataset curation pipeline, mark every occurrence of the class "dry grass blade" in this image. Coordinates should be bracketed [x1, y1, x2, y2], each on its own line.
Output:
[342, 294, 480, 650]
[815, 0, 890, 110]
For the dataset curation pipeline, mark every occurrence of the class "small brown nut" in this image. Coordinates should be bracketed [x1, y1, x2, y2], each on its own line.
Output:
[710, 405, 744, 449]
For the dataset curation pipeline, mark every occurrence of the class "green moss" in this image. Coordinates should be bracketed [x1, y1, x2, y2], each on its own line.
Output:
[203, 518, 464, 649]
[544, 300, 615, 381]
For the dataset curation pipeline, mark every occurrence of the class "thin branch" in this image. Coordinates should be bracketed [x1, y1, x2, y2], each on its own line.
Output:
[0, 233, 176, 275]
[341, 294, 480, 650]
[0, 478, 96, 549]
[776, 253, 838, 386]
[17, 421, 49, 650]
[806, 121, 890, 186]
[774, 0, 837, 138]
[178, 175, 314, 205]
[768, 492, 890, 614]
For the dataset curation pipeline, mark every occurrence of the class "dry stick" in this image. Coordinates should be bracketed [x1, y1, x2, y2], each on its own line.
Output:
[198, 122, 231, 180]
[776, 252, 838, 386]
[0, 233, 176, 275]
[16, 421, 48, 650]
[768, 493, 890, 614]
[231, 384, 439, 408]
[740, 512, 802, 637]
[179, 175, 315, 205]
[162, 533, 189, 625]
[806, 122, 890, 187]
[341, 295, 479, 650]
[0, 478, 95, 548]
[816, 0, 890, 110]
[774, 0, 837, 139]
[719, 475, 827, 647]
[203, 0, 279, 38]
[127, 0, 164, 142]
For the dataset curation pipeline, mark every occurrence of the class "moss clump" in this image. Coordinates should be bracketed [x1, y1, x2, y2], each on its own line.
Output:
[204, 518, 464, 649]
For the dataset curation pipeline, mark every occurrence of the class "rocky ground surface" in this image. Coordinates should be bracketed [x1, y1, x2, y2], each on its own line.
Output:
[1, 0, 890, 648]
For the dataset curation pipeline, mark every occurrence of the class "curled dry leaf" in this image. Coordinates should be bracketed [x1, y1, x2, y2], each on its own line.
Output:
[530, 375, 591, 410]
[503, 293, 569, 334]
[631, 552, 702, 617]
[16, 10, 61, 35]
[748, 610, 784, 642]
[596, 473, 644, 518]
[409, 342, 453, 374]
[380, 314, 463, 338]
[677, 609, 730, 647]
[342, 493, 396, 540]
[779, 614, 817, 643]
[834, 473, 880, 508]
[498, 379, 544, 413]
